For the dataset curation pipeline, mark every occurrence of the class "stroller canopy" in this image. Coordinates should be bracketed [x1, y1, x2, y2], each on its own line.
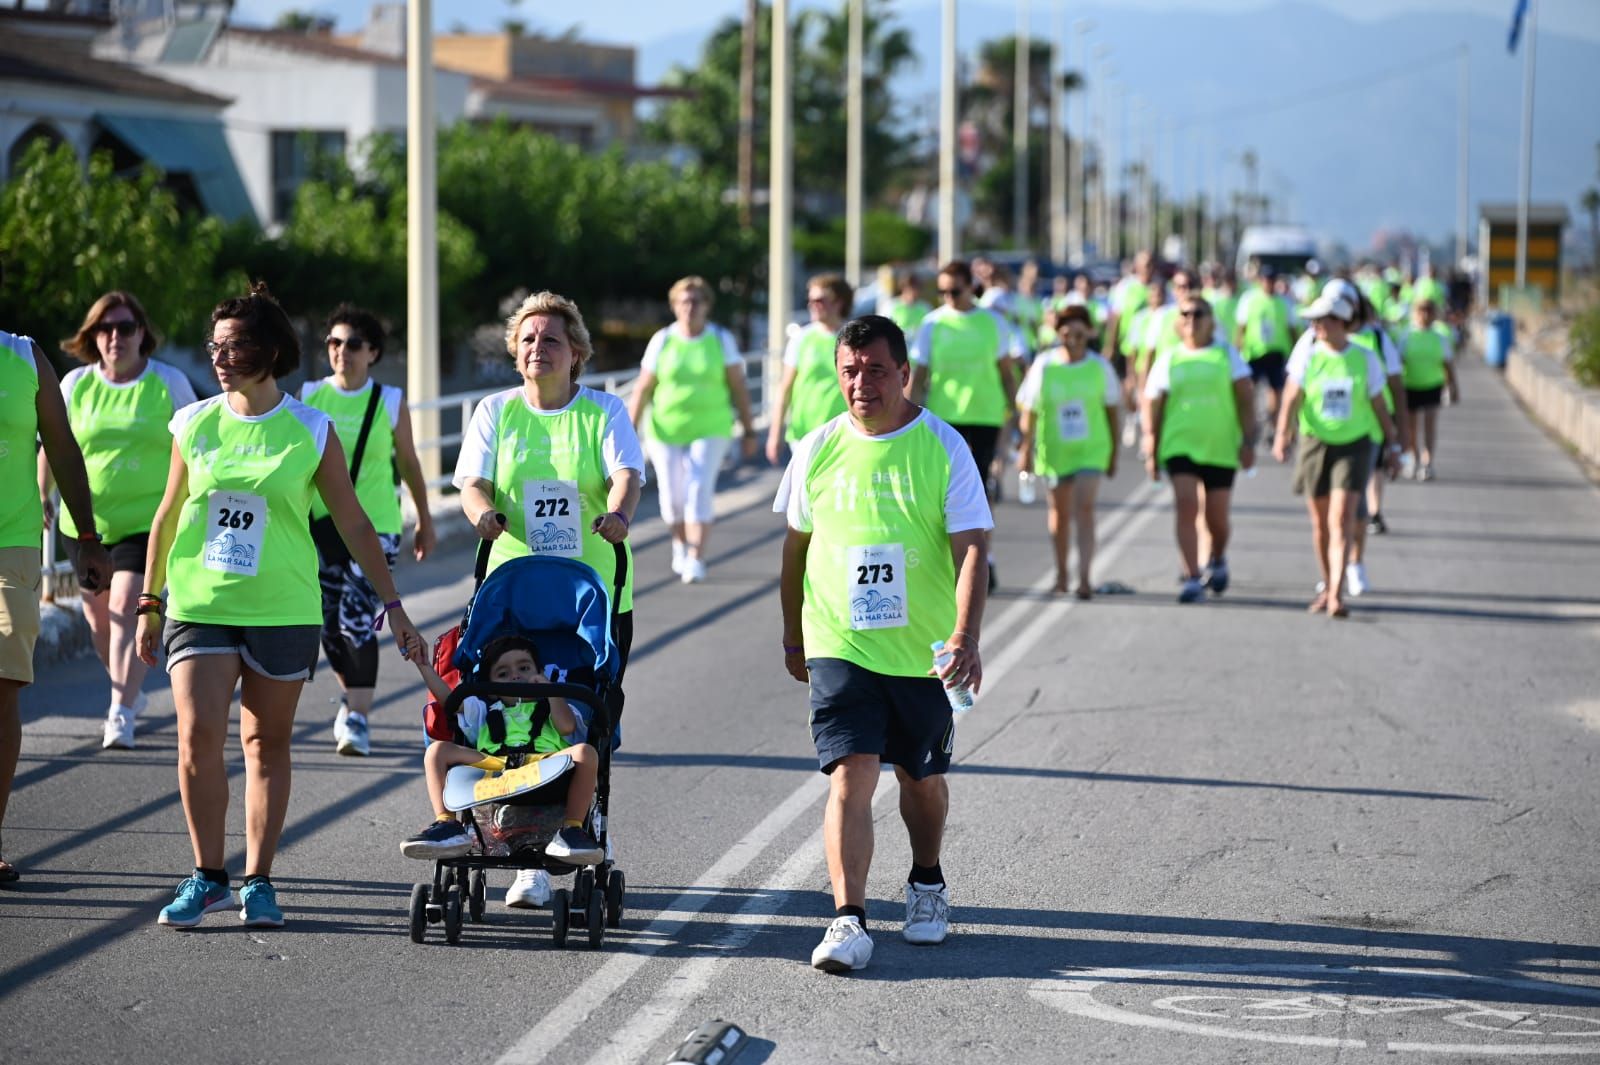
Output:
[455, 555, 618, 687]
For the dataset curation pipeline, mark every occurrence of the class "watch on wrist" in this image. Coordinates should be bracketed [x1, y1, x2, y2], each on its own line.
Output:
[77, 531, 103, 543]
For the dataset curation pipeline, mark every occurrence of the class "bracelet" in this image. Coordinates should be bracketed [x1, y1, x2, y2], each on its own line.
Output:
[137, 592, 161, 603]
[953, 630, 979, 646]
[609, 511, 630, 529]
[373, 600, 403, 633]
[77, 531, 103, 543]
[135, 602, 162, 617]
[783, 644, 803, 655]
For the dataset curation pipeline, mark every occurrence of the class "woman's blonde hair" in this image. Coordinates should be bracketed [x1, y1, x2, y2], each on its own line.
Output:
[504, 291, 593, 381]
[668, 275, 714, 312]
[61, 290, 159, 364]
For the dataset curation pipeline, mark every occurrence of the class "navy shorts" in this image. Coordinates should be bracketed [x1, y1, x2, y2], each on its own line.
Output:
[1249, 351, 1288, 392]
[806, 657, 954, 780]
[1164, 455, 1237, 490]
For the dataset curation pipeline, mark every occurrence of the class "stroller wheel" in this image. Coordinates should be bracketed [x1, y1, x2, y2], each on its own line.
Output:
[550, 888, 571, 948]
[585, 887, 605, 949]
[604, 869, 625, 929]
[443, 886, 463, 945]
[469, 870, 486, 923]
[408, 883, 429, 944]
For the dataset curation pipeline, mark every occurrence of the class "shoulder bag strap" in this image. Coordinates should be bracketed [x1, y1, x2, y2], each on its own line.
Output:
[347, 383, 385, 485]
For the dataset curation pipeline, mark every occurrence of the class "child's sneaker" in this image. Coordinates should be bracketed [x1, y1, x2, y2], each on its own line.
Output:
[239, 879, 284, 928]
[811, 916, 873, 973]
[545, 826, 604, 865]
[400, 819, 474, 860]
[158, 874, 234, 928]
[506, 868, 551, 908]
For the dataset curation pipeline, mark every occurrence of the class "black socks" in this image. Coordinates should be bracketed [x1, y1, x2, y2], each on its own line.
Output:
[836, 904, 867, 932]
[196, 866, 227, 887]
[909, 862, 945, 887]
[243, 874, 271, 888]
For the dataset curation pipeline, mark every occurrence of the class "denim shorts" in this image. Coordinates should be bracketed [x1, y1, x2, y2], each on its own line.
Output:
[164, 619, 322, 681]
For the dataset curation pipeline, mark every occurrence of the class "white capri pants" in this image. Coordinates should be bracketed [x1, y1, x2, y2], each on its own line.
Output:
[647, 436, 732, 525]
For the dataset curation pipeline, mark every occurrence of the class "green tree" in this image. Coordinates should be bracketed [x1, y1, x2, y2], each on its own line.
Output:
[0, 140, 245, 368]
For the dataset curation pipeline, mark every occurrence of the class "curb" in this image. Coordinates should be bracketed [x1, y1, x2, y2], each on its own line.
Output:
[35, 597, 94, 672]
[1502, 339, 1600, 472]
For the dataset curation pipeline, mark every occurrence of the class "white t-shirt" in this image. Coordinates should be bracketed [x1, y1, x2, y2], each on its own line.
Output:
[1285, 340, 1387, 397]
[1016, 350, 1121, 409]
[772, 410, 994, 535]
[907, 306, 1025, 367]
[452, 385, 645, 490]
[1289, 325, 1400, 379]
[1144, 344, 1251, 398]
[639, 323, 743, 373]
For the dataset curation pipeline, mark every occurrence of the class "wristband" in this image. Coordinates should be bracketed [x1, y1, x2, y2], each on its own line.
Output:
[137, 592, 161, 603]
[783, 644, 803, 655]
[373, 600, 403, 633]
[609, 511, 630, 529]
[135, 602, 162, 617]
[78, 531, 103, 543]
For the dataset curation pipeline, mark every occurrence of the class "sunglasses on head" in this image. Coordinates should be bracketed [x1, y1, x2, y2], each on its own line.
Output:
[326, 335, 367, 351]
[95, 320, 139, 338]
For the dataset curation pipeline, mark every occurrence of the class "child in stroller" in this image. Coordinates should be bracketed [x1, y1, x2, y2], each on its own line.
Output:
[400, 633, 604, 869]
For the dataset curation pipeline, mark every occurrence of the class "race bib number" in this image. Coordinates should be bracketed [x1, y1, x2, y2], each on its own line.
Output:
[847, 543, 907, 630]
[1257, 317, 1277, 344]
[522, 480, 582, 558]
[1057, 399, 1090, 442]
[203, 491, 266, 576]
[1320, 377, 1354, 422]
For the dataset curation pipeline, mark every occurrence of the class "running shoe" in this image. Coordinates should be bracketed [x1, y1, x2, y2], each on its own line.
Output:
[811, 916, 874, 972]
[681, 557, 707, 584]
[506, 868, 551, 909]
[545, 826, 604, 865]
[158, 874, 234, 928]
[1204, 557, 1230, 596]
[988, 558, 998, 593]
[1346, 561, 1369, 597]
[1368, 511, 1389, 535]
[239, 879, 284, 928]
[336, 711, 370, 757]
[1419, 463, 1435, 482]
[670, 539, 686, 575]
[903, 882, 951, 945]
[400, 819, 474, 860]
[332, 703, 349, 746]
[1178, 577, 1207, 604]
[102, 708, 135, 750]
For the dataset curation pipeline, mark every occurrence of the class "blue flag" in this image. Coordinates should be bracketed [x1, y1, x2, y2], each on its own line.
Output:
[1508, 0, 1530, 53]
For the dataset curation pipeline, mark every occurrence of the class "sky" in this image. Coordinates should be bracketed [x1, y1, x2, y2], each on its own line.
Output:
[230, 0, 1600, 251]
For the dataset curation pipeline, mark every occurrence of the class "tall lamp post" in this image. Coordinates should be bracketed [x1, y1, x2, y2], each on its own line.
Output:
[406, 0, 439, 484]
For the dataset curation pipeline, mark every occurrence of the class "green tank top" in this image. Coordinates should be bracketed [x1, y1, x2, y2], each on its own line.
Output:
[923, 309, 1010, 427]
[0, 333, 42, 550]
[1239, 287, 1289, 361]
[166, 394, 330, 626]
[1400, 324, 1451, 390]
[887, 299, 930, 335]
[798, 416, 960, 678]
[648, 326, 735, 445]
[484, 387, 636, 612]
[785, 324, 847, 443]
[299, 378, 402, 533]
[1298, 343, 1378, 447]
[1156, 345, 1242, 469]
[1205, 290, 1239, 346]
[1142, 306, 1182, 372]
[1030, 354, 1114, 478]
[471, 699, 566, 755]
[1114, 281, 1150, 349]
[59, 360, 193, 543]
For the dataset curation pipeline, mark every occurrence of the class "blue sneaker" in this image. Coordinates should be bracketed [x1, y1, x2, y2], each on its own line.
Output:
[240, 879, 285, 928]
[158, 875, 234, 928]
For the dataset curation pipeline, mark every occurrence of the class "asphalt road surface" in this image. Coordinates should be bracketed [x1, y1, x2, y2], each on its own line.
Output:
[3, 354, 1598, 1065]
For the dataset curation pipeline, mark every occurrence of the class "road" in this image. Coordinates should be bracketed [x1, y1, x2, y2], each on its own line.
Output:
[3, 353, 1599, 1065]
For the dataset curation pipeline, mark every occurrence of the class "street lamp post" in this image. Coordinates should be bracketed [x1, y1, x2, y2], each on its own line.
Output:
[1012, 0, 1030, 251]
[768, 0, 793, 411]
[939, 0, 958, 262]
[406, 0, 439, 484]
[845, 0, 864, 287]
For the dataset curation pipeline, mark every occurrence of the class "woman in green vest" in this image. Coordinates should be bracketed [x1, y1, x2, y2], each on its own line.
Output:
[1015, 304, 1121, 599]
[1271, 290, 1402, 619]
[38, 292, 196, 751]
[629, 276, 756, 584]
[1398, 298, 1459, 481]
[137, 283, 423, 929]
[299, 304, 436, 757]
[883, 270, 930, 336]
[1143, 296, 1256, 604]
[766, 273, 852, 466]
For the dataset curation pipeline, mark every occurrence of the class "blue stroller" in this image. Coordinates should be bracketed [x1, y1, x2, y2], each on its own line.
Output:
[407, 541, 626, 949]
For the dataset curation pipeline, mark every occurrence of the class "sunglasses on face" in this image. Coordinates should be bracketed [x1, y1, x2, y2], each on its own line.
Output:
[937, 287, 964, 297]
[1178, 309, 1210, 319]
[95, 320, 140, 338]
[326, 335, 367, 351]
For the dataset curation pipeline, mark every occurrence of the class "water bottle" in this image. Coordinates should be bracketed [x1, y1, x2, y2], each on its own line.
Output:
[1017, 471, 1038, 505]
[931, 641, 974, 716]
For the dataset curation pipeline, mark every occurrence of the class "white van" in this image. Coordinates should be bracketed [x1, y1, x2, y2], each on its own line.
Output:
[1236, 225, 1317, 278]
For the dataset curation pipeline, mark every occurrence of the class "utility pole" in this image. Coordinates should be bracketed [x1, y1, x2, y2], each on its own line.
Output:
[845, 0, 864, 286]
[1068, 19, 1093, 263]
[406, 0, 439, 484]
[1515, 0, 1537, 289]
[939, 0, 957, 261]
[1012, 0, 1030, 250]
[1048, 0, 1067, 263]
[737, 0, 758, 228]
[767, 0, 792, 411]
[1185, 129, 1200, 266]
[1455, 44, 1470, 268]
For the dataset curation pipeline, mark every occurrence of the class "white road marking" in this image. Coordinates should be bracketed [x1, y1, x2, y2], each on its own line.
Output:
[498, 478, 1167, 1065]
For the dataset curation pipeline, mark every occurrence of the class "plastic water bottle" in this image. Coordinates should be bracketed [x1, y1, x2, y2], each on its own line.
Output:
[1017, 471, 1038, 505]
[931, 641, 974, 717]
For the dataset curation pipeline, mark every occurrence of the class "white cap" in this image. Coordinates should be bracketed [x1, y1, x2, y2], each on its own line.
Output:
[1300, 291, 1356, 322]
[1323, 278, 1360, 305]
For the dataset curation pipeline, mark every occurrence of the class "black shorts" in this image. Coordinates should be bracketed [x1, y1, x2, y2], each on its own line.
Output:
[1249, 352, 1288, 392]
[951, 423, 1001, 476]
[1405, 386, 1443, 411]
[63, 532, 149, 574]
[1164, 455, 1237, 490]
[806, 657, 953, 781]
[1109, 352, 1129, 381]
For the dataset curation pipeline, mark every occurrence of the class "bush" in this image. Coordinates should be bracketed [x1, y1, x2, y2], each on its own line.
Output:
[1571, 300, 1600, 389]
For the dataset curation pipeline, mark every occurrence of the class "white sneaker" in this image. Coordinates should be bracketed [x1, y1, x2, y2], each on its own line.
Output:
[811, 916, 873, 972]
[332, 703, 349, 744]
[903, 882, 950, 945]
[670, 539, 686, 575]
[1345, 561, 1368, 598]
[681, 557, 707, 584]
[505, 868, 551, 909]
[101, 708, 135, 750]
